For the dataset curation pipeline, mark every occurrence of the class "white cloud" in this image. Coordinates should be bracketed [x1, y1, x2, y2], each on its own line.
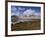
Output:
[11, 12, 20, 16]
[18, 7, 25, 10]
[23, 9, 40, 16]
[23, 9, 35, 16]
[11, 7, 17, 12]
[34, 13, 40, 16]
[11, 8, 40, 17]
[11, 12, 15, 16]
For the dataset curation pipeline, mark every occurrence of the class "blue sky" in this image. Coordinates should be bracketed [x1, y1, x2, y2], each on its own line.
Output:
[11, 6, 41, 16]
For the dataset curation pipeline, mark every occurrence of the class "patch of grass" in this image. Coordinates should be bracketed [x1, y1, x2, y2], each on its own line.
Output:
[11, 20, 41, 31]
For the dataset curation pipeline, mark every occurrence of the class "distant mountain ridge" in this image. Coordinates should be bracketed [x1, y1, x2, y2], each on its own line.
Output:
[11, 15, 40, 24]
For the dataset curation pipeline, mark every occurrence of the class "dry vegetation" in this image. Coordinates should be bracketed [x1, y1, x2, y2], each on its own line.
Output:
[11, 19, 41, 31]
